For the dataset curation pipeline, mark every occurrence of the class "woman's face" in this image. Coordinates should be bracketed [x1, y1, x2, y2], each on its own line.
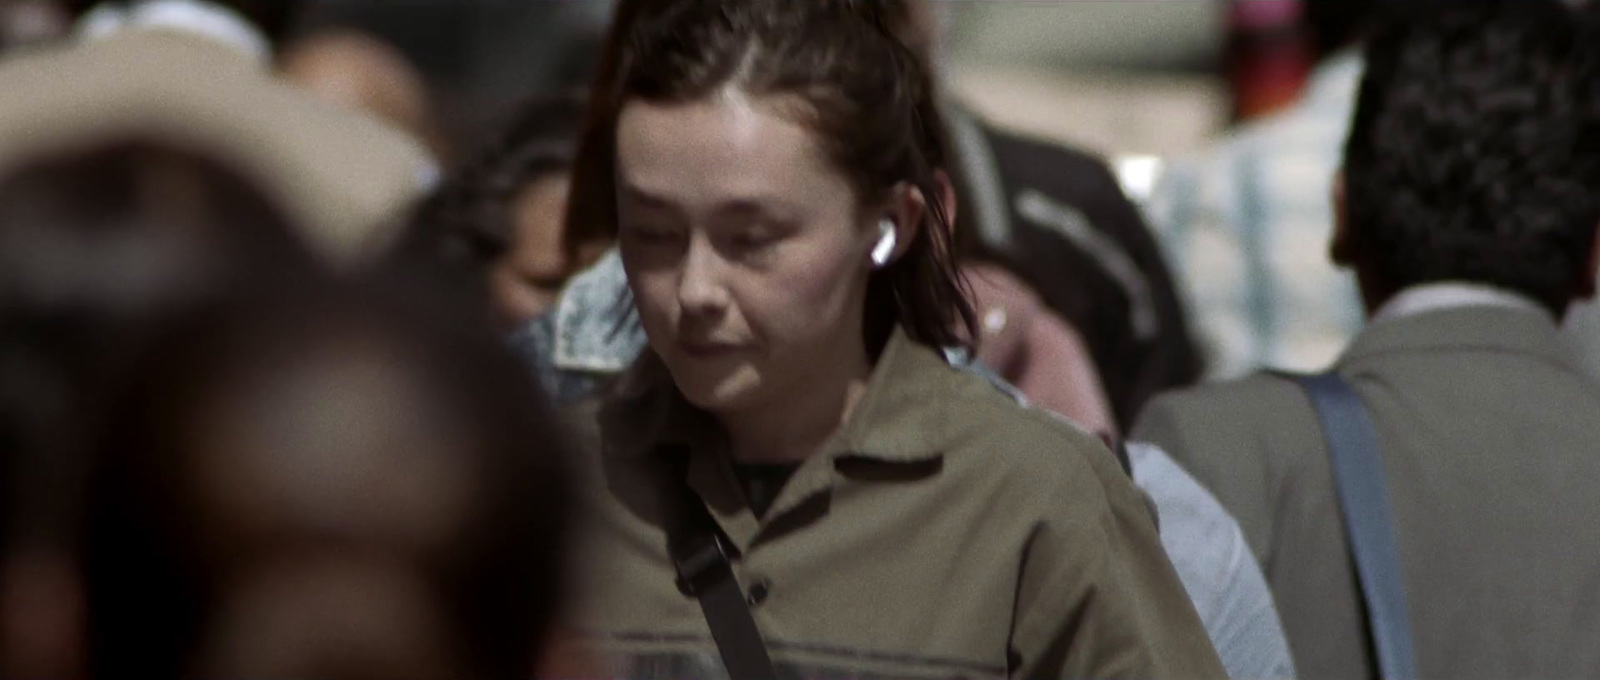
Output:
[615, 94, 881, 415]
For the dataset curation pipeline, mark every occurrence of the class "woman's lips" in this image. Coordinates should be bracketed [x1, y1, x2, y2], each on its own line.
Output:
[678, 340, 743, 359]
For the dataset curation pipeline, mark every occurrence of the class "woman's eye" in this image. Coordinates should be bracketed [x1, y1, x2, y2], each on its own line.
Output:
[730, 233, 768, 250]
[728, 229, 782, 253]
[626, 227, 682, 246]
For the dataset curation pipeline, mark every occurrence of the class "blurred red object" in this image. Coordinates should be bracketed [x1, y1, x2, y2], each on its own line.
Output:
[1227, 0, 1314, 122]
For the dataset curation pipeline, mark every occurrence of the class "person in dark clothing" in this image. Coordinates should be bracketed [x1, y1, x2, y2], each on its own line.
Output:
[1135, 2, 1600, 677]
[947, 116, 1203, 427]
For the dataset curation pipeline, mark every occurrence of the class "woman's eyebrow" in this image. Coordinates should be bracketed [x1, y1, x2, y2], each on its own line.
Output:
[709, 196, 803, 223]
[616, 182, 675, 209]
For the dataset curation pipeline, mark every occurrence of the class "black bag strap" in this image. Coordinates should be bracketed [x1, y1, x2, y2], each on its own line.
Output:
[1279, 372, 1419, 680]
[663, 452, 779, 680]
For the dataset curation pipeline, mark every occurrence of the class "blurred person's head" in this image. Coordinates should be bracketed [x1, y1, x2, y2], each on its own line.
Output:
[579, 0, 973, 416]
[0, 138, 313, 679]
[400, 94, 598, 328]
[279, 31, 437, 151]
[82, 276, 573, 679]
[1334, 0, 1600, 318]
[0, 138, 312, 538]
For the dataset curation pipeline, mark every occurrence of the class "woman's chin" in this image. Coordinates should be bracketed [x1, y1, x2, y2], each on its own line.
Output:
[669, 366, 762, 414]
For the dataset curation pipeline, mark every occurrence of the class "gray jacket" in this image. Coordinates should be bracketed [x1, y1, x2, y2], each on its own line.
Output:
[1135, 304, 1600, 680]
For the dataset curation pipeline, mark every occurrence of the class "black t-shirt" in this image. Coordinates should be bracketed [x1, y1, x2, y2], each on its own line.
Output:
[731, 462, 801, 519]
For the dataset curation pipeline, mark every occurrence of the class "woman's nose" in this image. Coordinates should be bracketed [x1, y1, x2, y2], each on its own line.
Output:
[675, 237, 730, 316]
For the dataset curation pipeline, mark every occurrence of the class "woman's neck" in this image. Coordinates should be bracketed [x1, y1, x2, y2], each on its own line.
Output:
[717, 348, 873, 465]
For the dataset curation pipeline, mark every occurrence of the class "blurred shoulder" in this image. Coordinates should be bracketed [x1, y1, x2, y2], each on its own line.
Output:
[1131, 374, 1319, 541]
[1134, 373, 1314, 458]
[1141, 373, 1307, 423]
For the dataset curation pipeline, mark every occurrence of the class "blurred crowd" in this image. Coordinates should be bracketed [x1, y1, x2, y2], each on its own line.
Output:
[1, 0, 1598, 678]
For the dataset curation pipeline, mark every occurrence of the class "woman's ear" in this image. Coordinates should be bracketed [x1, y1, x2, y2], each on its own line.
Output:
[879, 182, 927, 265]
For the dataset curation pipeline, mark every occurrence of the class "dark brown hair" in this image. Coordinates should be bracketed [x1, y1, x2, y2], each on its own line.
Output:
[1343, 0, 1600, 315]
[567, 0, 975, 353]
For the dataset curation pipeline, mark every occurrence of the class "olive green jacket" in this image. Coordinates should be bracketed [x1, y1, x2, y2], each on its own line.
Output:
[567, 330, 1225, 679]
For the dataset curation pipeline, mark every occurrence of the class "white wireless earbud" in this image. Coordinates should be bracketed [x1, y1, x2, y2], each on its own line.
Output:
[871, 219, 897, 268]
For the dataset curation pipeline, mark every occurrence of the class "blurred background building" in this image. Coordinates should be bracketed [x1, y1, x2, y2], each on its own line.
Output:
[0, 0, 1321, 191]
[287, 0, 1264, 182]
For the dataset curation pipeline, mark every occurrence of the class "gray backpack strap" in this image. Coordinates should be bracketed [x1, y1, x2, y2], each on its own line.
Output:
[1280, 372, 1419, 680]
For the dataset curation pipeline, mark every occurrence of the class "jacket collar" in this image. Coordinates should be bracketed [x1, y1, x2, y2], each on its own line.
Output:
[1370, 281, 1550, 325]
[1339, 303, 1573, 372]
[1303, 48, 1363, 113]
[550, 249, 647, 374]
[599, 328, 965, 550]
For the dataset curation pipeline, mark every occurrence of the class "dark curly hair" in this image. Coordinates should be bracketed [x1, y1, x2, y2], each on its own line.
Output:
[1342, 0, 1600, 316]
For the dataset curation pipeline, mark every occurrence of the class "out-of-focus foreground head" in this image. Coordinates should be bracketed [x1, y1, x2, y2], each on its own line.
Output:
[0, 139, 313, 331]
[0, 138, 314, 679]
[279, 30, 437, 151]
[82, 276, 574, 680]
[0, 138, 313, 535]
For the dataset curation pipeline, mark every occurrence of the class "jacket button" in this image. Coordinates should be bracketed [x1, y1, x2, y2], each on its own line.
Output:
[746, 579, 771, 606]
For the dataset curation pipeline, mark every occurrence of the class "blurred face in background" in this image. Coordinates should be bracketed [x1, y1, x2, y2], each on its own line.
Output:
[278, 31, 436, 148]
[488, 171, 577, 323]
[615, 93, 885, 415]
